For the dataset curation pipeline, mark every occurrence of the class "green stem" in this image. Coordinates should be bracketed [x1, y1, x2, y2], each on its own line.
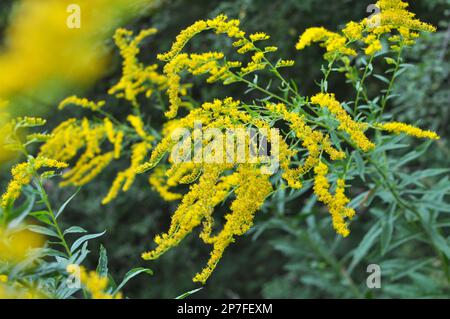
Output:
[379, 46, 403, 118]
[234, 73, 293, 106]
[322, 56, 337, 93]
[35, 177, 72, 258]
[354, 54, 375, 113]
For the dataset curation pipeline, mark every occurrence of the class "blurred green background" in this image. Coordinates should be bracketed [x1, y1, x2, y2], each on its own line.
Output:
[1, 0, 449, 298]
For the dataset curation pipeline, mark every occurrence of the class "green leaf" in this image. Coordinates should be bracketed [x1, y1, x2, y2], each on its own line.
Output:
[421, 201, 450, 213]
[352, 152, 365, 181]
[427, 227, 450, 260]
[70, 241, 90, 265]
[70, 230, 106, 253]
[30, 211, 53, 226]
[56, 188, 80, 219]
[9, 194, 36, 228]
[409, 168, 450, 180]
[96, 245, 108, 278]
[349, 221, 381, 272]
[63, 226, 87, 235]
[394, 142, 430, 169]
[380, 208, 395, 255]
[113, 267, 153, 295]
[27, 225, 59, 238]
[373, 74, 390, 84]
[175, 288, 203, 299]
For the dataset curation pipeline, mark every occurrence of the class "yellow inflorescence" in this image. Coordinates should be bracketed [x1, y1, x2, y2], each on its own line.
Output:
[1, 157, 68, 208]
[311, 93, 375, 152]
[148, 166, 184, 202]
[266, 102, 345, 188]
[109, 28, 167, 107]
[275, 60, 295, 68]
[127, 115, 154, 141]
[142, 164, 227, 261]
[342, 21, 364, 41]
[313, 162, 355, 237]
[192, 165, 272, 284]
[372, 0, 436, 34]
[66, 265, 122, 299]
[296, 27, 356, 60]
[59, 96, 105, 111]
[102, 142, 151, 204]
[297, 0, 435, 58]
[364, 35, 383, 56]
[377, 122, 440, 140]
[157, 15, 245, 62]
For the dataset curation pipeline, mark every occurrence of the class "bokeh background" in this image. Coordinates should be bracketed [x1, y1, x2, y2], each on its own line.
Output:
[0, 0, 449, 298]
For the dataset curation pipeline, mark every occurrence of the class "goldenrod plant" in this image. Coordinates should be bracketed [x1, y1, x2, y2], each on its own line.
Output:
[0, 117, 152, 298]
[0, 0, 448, 297]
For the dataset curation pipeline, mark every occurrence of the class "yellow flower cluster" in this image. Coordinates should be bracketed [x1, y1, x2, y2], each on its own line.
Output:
[148, 166, 184, 202]
[376, 122, 440, 140]
[38, 116, 124, 191]
[296, 0, 435, 59]
[275, 60, 295, 68]
[311, 93, 375, 152]
[59, 96, 105, 112]
[102, 141, 150, 204]
[313, 162, 355, 237]
[37, 28, 167, 203]
[249, 32, 270, 42]
[193, 165, 272, 283]
[241, 52, 266, 74]
[55, 119, 114, 188]
[362, 0, 435, 53]
[109, 28, 168, 107]
[162, 52, 228, 118]
[26, 133, 54, 143]
[157, 15, 245, 62]
[142, 164, 227, 260]
[342, 21, 364, 41]
[137, 97, 274, 174]
[371, 0, 436, 33]
[156, 15, 279, 119]
[10, 117, 47, 128]
[142, 164, 272, 284]
[66, 265, 122, 299]
[296, 27, 356, 60]
[266, 103, 345, 188]
[1, 157, 68, 208]
[127, 115, 154, 142]
[364, 35, 383, 56]
[0, 227, 44, 262]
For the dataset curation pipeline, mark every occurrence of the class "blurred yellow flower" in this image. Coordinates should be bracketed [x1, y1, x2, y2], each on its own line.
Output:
[0, 227, 44, 262]
[66, 265, 122, 299]
[0, 0, 157, 101]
